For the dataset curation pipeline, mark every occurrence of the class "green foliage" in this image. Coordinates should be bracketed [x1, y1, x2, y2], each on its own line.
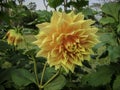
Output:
[81, 65, 115, 86]
[11, 69, 36, 87]
[113, 75, 120, 90]
[82, 7, 95, 17]
[66, 0, 88, 11]
[43, 67, 57, 82]
[77, 2, 120, 90]
[117, 24, 120, 33]
[47, 0, 64, 10]
[0, 40, 12, 51]
[99, 17, 115, 25]
[0, 68, 13, 84]
[108, 46, 120, 62]
[101, 2, 120, 21]
[44, 75, 66, 90]
[36, 10, 52, 23]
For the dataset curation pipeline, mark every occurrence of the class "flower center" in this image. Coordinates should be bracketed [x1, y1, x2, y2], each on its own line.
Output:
[65, 43, 77, 52]
[62, 35, 79, 53]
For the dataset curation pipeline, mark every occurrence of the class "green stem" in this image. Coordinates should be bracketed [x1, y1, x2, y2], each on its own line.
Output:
[39, 63, 61, 89]
[40, 62, 47, 87]
[42, 68, 60, 88]
[64, 0, 67, 11]
[32, 56, 39, 86]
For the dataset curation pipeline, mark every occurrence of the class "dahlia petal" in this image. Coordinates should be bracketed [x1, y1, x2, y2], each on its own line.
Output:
[64, 62, 75, 73]
[73, 13, 84, 22]
[51, 11, 61, 24]
[68, 11, 75, 18]
[81, 20, 95, 28]
[36, 22, 49, 29]
[56, 33, 64, 42]
[72, 59, 83, 66]
[62, 12, 72, 23]
[57, 18, 69, 33]
[61, 64, 69, 73]
[55, 65, 61, 70]
[61, 62, 75, 73]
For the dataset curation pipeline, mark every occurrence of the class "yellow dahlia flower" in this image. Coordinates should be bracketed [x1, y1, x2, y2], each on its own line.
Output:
[5, 29, 24, 46]
[34, 11, 99, 73]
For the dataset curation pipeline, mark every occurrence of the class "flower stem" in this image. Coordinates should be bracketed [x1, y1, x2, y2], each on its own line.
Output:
[40, 62, 47, 87]
[32, 56, 39, 86]
[42, 68, 60, 88]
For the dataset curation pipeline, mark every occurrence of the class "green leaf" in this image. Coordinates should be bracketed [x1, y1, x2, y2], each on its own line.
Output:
[99, 33, 116, 45]
[82, 7, 94, 16]
[108, 46, 120, 62]
[101, 2, 120, 21]
[92, 42, 105, 52]
[0, 68, 13, 84]
[38, 67, 56, 82]
[99, 17, 115, 25]
[0, 12, 10, 23]
[66, 0, 88, 10]
[47, 0, 64, 9]
[44, 67, 57, 82]
[36, 10, 52, 22]
[11, 69, 36, 86]
[0, 40, 12, 51]
[44, 75, 66, 90]
[117, 24, 120, 33]
[25, 49, 36, 56]
[113, 75, 120, 90]
[81, 65, 114, 87]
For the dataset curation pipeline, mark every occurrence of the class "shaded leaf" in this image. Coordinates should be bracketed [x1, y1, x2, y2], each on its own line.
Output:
[44, 67, 57, 82]
[82, 7, 95, 16]
[117, 24, 120, 33]
[11, 69, 36, 86]
[47, 0, 64, 9]
[101, 2, 120, 21]
[36, 10, 52, 23]
[99, 50, 108, 59]
[44, 75, 66, 90]
[108, 46, 120, 62]
[0, 40, 12, 51]
[0, 68, 13, 84]
[113, 75, 120, 90]
[99, 17, 115, 25]
[92, 42, 105, 52]
[81, 65, 114, 86]
[100, 33, 116, 45]
[25, 49, 36, 56]
[0, 12, 10, 23]
[82, 60, 91, 68]
[66, 0, 88, 10]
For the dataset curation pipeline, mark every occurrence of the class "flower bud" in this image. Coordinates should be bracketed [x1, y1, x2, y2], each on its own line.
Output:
[5, 29, 24, 46]
[14, 33, 24, 46]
